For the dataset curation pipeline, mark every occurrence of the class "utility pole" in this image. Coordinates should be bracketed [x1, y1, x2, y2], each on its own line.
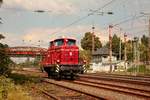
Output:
[133, 37, 138, 74]
[149, 18, 150, 44]
[137, 38, 140, 72]
[119, 28, 122, 61]
[92, 25, 95, 54]
[149, 18, 150, 63]
[109, 25, 113, 73]
[133, 38, 137, 74]
[124, 33, 127, 70]
[0, 0, 2, 23]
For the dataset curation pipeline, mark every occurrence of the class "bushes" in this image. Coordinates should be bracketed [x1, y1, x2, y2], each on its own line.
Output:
[0, 43, 12, 76]
[0, 76, 31, 100]
[0, 76, 11, 99]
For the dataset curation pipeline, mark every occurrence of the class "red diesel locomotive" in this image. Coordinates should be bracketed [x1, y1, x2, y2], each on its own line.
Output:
[41, 37, 84, 79]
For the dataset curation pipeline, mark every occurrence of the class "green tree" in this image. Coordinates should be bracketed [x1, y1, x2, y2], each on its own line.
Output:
[139, 43, 148, 62]
[126, 40, 133, 61]
[105, 34, 124, 59]
[81, 32, 102, 52]
[79, 50, 92, 71]
[0, 34, 11, 76]
[141, 35, 149, 47]
[112, 34, 121, 55]
[0, 34, 4, 39]
[140, 35, 149, 62]
[79, 50, 91, 64]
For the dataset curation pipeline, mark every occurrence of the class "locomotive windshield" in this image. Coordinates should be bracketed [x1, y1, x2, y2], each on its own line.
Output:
[55, 39, 64, 46]
[67, 39, 76, 46]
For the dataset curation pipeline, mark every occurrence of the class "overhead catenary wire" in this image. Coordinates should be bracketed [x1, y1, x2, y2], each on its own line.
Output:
[99, 14, 146, 33]
[103, 14, 146, 38]
[132, 30, 148, 35]
[112, 14, 145, 27]
[51, 0, 116, 34]
[123, 24, 148, 31]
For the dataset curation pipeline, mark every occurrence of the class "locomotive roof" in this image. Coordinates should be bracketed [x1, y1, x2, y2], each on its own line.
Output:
[50, 37, 76, 42]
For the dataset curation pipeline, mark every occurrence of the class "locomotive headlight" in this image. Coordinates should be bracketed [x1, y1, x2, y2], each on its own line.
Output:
[56, 60, 60, 63]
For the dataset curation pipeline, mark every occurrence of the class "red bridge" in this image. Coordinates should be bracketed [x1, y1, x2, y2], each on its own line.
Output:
[6, 46, 47, 57]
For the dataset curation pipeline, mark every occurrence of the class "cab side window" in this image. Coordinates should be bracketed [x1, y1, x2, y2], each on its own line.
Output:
[67, 39, 76, 46]
[55, 39, 64, 46]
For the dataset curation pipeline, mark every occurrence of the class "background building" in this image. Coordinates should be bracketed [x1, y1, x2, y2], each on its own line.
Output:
[90, 47, 119, 72]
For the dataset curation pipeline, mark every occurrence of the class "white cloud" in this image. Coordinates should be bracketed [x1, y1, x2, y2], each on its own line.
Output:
[3, 0, 77, 14]
[22, 25, 109, 47]
[1, 32, 23, 47]
[22, 27, 87, 47]
[1, 25, 109, 48]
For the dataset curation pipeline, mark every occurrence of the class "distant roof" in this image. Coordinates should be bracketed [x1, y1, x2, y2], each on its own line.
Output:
[92, 47, 115, 56]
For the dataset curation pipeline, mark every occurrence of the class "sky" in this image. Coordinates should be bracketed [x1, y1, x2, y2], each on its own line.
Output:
[0, 0, 150, 48]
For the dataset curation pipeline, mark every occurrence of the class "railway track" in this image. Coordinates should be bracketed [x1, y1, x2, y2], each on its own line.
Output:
[32, 86, 60, 100]
[42, 78, 111, 100]
[84, 73, 150, 81]
[42, 78, 149, 100]
[79, 74, 150, 86]
[74, 78, 150, 99]
[20, 67, 150, 81]
[16, 68, 150, 99]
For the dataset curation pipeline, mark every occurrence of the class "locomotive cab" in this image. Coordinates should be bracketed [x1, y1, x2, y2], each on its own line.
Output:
[42, 38, 84, 79]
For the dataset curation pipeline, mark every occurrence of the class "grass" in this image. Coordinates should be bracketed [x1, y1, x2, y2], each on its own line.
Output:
[9, 73, 42, 85]
[127, 65, 150, 75]
[0, 76, 33, 100]
[7, 86, 31, 100]
[0, 70, 43, 100]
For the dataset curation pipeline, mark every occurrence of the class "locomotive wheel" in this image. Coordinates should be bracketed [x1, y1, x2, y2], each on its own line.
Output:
[48, 71, 52, 78]
[44, 67, 51, 78]
[80, 70, 84, 74]
[70, 72, 75, 80]
[55, 72, 61, 80]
